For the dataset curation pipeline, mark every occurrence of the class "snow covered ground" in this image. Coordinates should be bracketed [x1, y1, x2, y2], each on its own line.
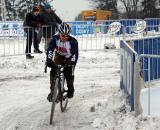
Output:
[0, 49, 160, 130]
[141, 80, 160, 117]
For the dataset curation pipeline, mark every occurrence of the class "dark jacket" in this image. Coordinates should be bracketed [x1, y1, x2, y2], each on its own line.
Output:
[42, 10, 62, 26]
[47, 35, 79, 67]
[41, 10, 62, 38]
[24, 12, 42, 32]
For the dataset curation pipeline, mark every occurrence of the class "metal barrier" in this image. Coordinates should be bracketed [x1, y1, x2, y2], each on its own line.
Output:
[0, 25, 54, 56]
[1, 19, 160, 56]
[1, 23, 160, 57]
[121, 34, 160, 116]
[139, 54, 160, 115]
[0, 24, 124, 57]
[120, 40, 142, 115]
[131, 35, 160, 81]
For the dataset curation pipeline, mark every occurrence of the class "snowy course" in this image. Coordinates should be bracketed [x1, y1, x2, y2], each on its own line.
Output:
[0, 49, 160, 130]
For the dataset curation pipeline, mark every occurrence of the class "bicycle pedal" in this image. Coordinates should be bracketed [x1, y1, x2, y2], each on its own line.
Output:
[55, 95, 61, 103]
[63, 95, 68, 100]
[55, 99, 60, 103]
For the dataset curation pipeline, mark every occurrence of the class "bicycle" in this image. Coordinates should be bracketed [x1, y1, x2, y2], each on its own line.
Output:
[49, 65, 69, 125]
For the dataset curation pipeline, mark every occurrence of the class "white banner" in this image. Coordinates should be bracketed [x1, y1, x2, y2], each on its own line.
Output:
[133, 20, 146, 34]
[0, 21, 24, 37]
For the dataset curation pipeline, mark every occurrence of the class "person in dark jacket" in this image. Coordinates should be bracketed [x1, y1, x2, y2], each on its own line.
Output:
[46, 23, 78, 102]
[41, 3, 62, 51]
[24, 6, 43, 59]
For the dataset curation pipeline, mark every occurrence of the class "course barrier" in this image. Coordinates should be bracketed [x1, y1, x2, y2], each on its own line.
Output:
[0, 18, 160, 36]
[121, 34, 160, 116]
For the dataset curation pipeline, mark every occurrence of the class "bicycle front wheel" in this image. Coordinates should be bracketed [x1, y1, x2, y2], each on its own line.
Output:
[50, 78, 59, 125]
[60, 77, 68, 112]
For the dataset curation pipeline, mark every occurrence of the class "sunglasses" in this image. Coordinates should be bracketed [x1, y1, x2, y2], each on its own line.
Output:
[61, 34, 69, 38]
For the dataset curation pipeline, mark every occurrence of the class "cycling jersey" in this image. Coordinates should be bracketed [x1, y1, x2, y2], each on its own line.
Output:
[47, 35, 78, 65]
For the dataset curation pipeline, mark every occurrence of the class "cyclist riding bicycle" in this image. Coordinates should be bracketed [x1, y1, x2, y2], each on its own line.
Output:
[46, 23, 79, 102]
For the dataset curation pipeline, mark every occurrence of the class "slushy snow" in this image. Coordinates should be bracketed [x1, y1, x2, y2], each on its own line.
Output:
[0, 49, 160, 130]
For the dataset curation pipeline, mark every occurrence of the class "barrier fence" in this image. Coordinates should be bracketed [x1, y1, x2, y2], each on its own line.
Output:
[121, 35, 160, 116]
[1, 18, 160, 56]
[1, 25, 160, 57]
[1, 18, 160, 36]
[120, 40, 148, 116]
[132, 36, 160, 81]
[139, 54, 160, 115]
[0, 24, 125, 57]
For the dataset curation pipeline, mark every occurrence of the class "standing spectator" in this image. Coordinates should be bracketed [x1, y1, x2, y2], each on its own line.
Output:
[41, 3, 62, 51]
[24, 6, 43, 59]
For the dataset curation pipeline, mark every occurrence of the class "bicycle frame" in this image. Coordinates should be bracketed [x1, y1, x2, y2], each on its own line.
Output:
[50, 65, 69, 125]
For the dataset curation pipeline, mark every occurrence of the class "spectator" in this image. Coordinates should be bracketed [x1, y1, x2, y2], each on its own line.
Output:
[41, 3, 62, 51]
[24, 6, 43, 59]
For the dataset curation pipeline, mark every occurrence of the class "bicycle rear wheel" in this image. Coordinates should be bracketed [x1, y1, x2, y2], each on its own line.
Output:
[50, 78, 59, 125]
[60, 77, 68, 112]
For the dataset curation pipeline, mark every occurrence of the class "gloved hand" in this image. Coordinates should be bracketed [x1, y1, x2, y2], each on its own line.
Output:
[47, 59, 57, 69]
[64, 58, 74, 65]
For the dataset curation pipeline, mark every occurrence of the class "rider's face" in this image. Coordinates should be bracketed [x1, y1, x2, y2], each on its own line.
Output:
[60, 34, 69, 42]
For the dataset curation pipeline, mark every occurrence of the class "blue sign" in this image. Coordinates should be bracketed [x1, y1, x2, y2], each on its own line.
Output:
[133, 37, 160, 81]
[67, 21, 94, 35]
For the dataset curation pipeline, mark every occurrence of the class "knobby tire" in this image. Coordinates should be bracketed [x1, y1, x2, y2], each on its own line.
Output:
[60, 77, 68, 112]
[50, 79, 59, 125]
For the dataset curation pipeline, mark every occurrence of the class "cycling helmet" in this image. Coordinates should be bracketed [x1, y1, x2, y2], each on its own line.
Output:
[58, 23, 71, 35]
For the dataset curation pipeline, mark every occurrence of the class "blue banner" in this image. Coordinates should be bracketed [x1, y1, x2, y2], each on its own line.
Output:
[67, 21, 94, 35]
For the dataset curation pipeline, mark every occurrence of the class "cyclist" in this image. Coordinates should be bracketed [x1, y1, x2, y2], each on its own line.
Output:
[46, 23, 78, 102]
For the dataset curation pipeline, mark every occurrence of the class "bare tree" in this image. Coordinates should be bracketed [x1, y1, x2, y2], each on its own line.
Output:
[5, 0, 46, 20]
[119, 0, 140, 18]
[90, 0, 119, 19]
[141, 0, 158, 18]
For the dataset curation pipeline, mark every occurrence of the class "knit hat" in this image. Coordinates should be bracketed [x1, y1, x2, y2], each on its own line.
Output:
[44, 3, 51, 9]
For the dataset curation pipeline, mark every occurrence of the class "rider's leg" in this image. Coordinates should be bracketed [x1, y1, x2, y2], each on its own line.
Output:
[64, 66, 75, 98]
[47, 53, 63, 102]
[49, 53, 64, 91]
[66, 77, 74, 98]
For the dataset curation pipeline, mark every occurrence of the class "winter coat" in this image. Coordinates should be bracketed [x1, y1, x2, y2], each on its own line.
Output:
[24, 12, 42, 33]
[41, 10, 62, 38]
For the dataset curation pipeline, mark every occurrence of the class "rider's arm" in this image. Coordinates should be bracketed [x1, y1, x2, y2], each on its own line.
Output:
[46, 38, 56, 68]
[70, 38, 79, 65]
